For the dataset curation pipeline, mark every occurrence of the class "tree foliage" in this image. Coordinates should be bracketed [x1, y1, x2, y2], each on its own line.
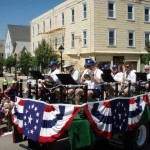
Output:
[0, 55, 5, 67]
[18, 50, 34, 75]
[34, 39, 59, 70]
[5, 55, 16, 72]
[141, 54, 150, 64]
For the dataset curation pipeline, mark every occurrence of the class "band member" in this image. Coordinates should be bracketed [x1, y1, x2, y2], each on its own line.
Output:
[75, 59, 103, 105]
[63, 61, 80, 98]
[123, 61, 136, 95]
[111, 65, 124, 93]
[46, 61, 60, 84]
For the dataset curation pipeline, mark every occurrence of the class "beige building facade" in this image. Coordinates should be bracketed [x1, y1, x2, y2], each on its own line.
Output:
[31, 0, 150, 72]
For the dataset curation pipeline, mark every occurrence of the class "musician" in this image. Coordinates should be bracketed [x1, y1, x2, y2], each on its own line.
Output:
[143, 65, 150, 90]
[63, 61, 80, 99]
[75, 59, 103, 105]
[46, 61, 60, 84]
[111, 65, 124, 93]
[123, 62, 136, 95]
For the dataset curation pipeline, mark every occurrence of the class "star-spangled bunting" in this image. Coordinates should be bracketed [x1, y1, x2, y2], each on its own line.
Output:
[12, 98, 81, 142]
[83, 94, 147, 139]
[12, 94, 148, 142]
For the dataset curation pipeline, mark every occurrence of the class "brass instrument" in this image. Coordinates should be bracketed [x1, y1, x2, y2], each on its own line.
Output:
[83, 70, 93, 80]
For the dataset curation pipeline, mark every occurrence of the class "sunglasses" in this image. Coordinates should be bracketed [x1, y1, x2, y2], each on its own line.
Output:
[125, 65, 129, 68]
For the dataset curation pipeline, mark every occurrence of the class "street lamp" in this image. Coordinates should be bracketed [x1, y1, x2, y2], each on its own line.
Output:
[14, 53, 17, 80]
[58, 45, 64, 72]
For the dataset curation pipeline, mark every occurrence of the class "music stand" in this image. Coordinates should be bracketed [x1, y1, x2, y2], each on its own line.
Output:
[56, 74, 77, 85]
[29, 71, 44, 80]
[102, 70, 115, 82]
[136, 72, 147, 81]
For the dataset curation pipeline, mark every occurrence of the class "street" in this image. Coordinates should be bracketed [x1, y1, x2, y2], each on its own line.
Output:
[0, 133, 150, 150]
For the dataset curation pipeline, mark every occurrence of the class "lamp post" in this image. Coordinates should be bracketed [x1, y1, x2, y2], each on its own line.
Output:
[58, 45, 64, 72]
[14, 53, 17, 80]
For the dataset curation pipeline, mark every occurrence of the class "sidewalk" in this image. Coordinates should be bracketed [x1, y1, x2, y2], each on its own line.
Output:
[3, 72, 27, 80]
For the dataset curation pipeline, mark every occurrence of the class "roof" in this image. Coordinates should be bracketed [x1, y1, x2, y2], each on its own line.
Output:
[8, 24, 30, 42]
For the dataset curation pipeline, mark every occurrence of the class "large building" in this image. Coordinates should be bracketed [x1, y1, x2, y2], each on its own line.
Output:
[31, 0, 150, 71]
[5, 24, 30, 59]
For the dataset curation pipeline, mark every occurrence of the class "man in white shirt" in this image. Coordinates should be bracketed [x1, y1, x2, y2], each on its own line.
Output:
[123, 62, 136, 95]
[75, 59, 103, 104]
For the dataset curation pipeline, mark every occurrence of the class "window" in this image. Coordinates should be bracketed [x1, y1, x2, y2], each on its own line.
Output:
[128, 4, 134, 20]
[32, 26, 34, 36]
[82, 2, 87, 19]
[32, 43, 34, 51]
[128, 31, 135, 47]
[145, 7, 150, 22]
[37, 24, 39, 35]
[49, 19, 51, 30]
[145, 32, 150, 47]
[71, 8, 75, 23]
[55, 16, 57, 28]
[71, 33, 75, 48]
[55, 38, 58, 49]
[108, 29, 116, 46]
[62, 35, 65, 47]
[61, 12, 64, 26]
[108, 1, 115, 18]
[82, 30, 87, 47]
[43, 21, 45, 32]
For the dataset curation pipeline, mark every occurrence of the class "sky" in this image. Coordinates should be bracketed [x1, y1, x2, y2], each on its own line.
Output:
[0, 0, 64, 40]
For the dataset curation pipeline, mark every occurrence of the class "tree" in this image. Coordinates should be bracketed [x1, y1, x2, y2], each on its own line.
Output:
[5, 55, 16, 73]
[34, 39, 59, 72]
[141, 54, 150, 65]
[0, 55, 5, 67]
[17, 50, 34, 75]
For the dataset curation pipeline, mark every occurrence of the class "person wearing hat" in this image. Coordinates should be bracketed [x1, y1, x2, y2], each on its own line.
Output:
[75, 59, 103, 104]
[63, 61, 80, 84]
[47, 61, 60, 84]
[62, 61, 80, 99]
[108, 64, 124, 96]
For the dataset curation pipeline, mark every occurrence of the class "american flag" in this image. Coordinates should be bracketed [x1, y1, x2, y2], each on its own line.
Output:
[12, 98, 81, 142]
[83, 94, 147, 139]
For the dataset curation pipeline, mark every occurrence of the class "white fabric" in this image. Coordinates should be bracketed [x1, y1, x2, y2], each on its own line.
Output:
[70, 69, 80, 84]
[82, 67, 103, 89]
[123, 70, 136, 84]
[48, 68, 60, 84]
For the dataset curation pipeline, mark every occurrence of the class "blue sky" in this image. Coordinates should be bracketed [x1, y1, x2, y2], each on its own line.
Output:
[0, 0, 64, 40]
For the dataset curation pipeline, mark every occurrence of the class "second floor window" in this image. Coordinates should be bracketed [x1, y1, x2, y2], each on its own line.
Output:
[145, 7, 150, 22]
[49, 19, 51, 30]
[43, 21, 45, 32]
[128, 31, 135, 47]
[61, 12, 64, 26]
[71, 33, 75, 48]
[108, 1, 115, 18]
[37, 24, 39, 35]
[108, 29, 116, 46]
[71, 8, 75, 23]
[128, 4, 134, 20]
[32, 26, 34, 36]
[82, 2, 87, 19]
